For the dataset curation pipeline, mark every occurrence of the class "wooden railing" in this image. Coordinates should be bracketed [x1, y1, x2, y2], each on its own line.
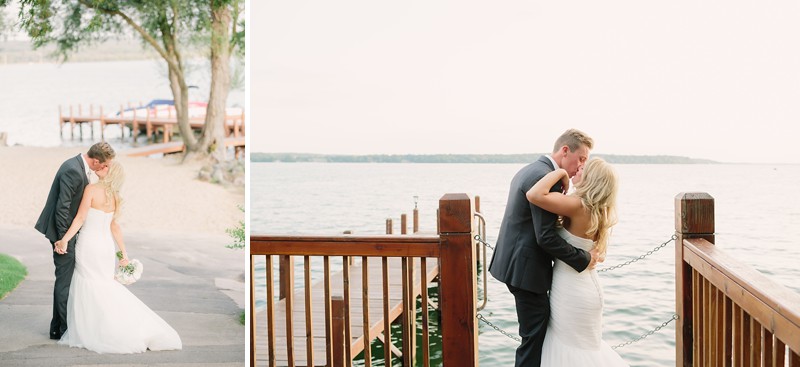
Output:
[675, 193, 800, 366]
[250, 193, 479, 367]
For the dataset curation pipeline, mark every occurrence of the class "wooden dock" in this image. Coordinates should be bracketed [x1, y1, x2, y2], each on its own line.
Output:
[59, 103, 245, 143]
[254, 257, 439, 367]
[125, 137, 245, 157]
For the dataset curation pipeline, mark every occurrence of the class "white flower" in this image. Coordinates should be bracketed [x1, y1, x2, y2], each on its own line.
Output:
[114, 259, 144, 285]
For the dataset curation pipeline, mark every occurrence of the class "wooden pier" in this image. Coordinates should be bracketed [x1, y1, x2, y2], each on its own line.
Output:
[125, 137, 245, 157]
[58, 103, 245, 143]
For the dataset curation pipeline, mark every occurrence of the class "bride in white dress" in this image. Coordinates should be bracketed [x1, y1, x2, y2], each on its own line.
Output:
[53, 162, 182, 354]
[526, 157, 628, 366]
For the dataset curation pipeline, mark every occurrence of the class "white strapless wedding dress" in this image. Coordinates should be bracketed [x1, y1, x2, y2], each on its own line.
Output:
[58, 208, 182, 353]
[541, 227, 628, 366]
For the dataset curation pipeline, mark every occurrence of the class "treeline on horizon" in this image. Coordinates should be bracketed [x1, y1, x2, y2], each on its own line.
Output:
[251, 153, 719, 164]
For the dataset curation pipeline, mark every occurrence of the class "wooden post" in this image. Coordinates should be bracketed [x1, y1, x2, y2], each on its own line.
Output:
[401, 214, 407, 235]
[279, 255, 294, 301]
[69, 105, 75, 140]
[119, 105, 126, 141]
[78, 104, 83, 140]
[386, 219, 393, 235]
[413, 207, 419, 233]
[249, 255, 256, 367]
[332, 296, 346, 367]
[99, 106, 105, 141]
[438, 193, 478, 367]
[675, 192, 715, 367]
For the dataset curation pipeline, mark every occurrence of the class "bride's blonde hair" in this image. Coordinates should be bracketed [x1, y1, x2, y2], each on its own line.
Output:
[98, 161, 125, 219]
[573, 158, 618, 256]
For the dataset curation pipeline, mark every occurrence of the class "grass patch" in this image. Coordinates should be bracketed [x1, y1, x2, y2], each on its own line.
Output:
[239, 311, 245, 325]
[0, 254, 27, 300]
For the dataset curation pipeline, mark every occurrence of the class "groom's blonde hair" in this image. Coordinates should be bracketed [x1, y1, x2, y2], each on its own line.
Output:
[574, 158, 618, 256]
[87, 142, 116, 163]
[552, 129, 594, 153]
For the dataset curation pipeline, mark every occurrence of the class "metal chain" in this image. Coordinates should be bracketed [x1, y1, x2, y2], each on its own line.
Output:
[609, 313, 679, 350]
[477, 313, 520, 342]
[475, 233, 677, 273]
[597, 234, 677, 272]
[474, 234, 494, 250]
[477, 312, 679, 350]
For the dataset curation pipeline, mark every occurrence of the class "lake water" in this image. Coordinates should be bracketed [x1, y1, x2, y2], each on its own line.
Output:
[0, 59, 245, 147]
[251, 162, 800, 367]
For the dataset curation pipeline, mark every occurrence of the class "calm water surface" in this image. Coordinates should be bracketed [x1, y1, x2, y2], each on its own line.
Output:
[252, 162, 800, 367]
[0, 60, 244, 147]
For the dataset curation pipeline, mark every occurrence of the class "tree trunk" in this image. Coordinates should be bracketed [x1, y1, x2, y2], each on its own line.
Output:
[165, 58, 197, 150]
[197, 3, 232, 162]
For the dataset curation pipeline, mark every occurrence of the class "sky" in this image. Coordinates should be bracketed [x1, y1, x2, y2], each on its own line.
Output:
[250, 0, 800, 164]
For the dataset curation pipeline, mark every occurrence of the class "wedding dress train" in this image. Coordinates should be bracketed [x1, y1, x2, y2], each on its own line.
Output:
[58, 208, 182, 353]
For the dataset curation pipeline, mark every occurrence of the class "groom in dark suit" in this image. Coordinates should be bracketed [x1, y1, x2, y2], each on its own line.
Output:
[489, 128, 599, 366]
[35, 142, 115, 340]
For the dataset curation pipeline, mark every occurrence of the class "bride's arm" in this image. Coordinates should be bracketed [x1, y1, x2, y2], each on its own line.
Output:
[110, 219, 129, 266]
[55, 185, 95, 252]
[526, 169, 583, 218]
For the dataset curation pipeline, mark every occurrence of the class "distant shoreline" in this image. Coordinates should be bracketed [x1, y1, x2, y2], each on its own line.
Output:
[251, 153, 721, 164]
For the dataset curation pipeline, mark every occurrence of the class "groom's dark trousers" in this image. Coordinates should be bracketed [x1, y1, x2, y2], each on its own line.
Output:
[488, 156, 591, 367]
[35, 154, 88, 339]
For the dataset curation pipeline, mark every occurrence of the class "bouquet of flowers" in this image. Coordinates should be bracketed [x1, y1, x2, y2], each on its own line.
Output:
[114, 251, 143, 285]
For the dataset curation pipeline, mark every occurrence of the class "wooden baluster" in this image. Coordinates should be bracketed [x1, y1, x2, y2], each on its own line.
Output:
[386, 219, 393, 235]
[401, 256, 411, 367]
[763, 327, 774, 367]
[723, 296, 732, 367]
[693, 269, 701, 367]
[249, 255, 257, 366]
[332, 296, 346, 367]
[742, 313, 751, 367]
[279, 256, 294, 300]
[382, 257, 391, 366]
[733, 304, 742, 367]
[789, 350, 800, 367]
[775, 336, 786, 367]
[286, 256, 295, 367]
[324, 256, 333, 367]
[751, 319, 761, 366]
[304, 256, 314, 367]
[361, 257, 371, 367]
[266, 255, 276, 367]
[343, 256, 352, 364]
[421, 258, 430, 367]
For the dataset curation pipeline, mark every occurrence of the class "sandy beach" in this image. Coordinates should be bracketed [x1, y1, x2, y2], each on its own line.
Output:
[0, 146, 243, 236]
[0, 145, 246, 366]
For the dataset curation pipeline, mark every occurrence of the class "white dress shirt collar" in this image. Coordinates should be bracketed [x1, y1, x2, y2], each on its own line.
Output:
[545, 154, 560, 170]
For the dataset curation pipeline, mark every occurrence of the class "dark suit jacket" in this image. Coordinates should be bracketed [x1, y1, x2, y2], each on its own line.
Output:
[489, 156, 591, 293]
[35, 154, 89, 244]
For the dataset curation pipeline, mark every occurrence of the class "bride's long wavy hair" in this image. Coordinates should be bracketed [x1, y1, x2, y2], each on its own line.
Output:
[573, 158, 618, 256]
[98, 161, 125, 219]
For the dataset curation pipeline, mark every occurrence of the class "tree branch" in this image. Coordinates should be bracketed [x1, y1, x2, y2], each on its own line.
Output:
[77, 0, 182, 75]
